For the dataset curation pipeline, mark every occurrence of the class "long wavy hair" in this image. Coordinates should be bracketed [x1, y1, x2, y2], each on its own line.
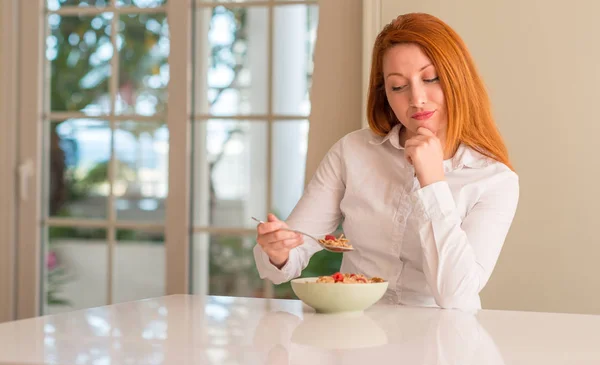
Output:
[367, 13, 513, 170]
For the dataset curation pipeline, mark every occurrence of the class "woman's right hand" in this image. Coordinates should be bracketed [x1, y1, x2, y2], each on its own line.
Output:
[256, 213, 304, 268]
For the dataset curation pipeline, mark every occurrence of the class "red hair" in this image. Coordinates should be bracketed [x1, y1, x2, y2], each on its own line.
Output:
[367, 13, 513, 170]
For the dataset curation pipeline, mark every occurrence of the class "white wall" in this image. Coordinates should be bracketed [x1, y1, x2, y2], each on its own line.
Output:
[305, 0, 364, 183]
[377, 0, 600, 314]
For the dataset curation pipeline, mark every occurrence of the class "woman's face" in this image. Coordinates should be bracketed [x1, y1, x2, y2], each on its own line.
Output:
[383, 43, 448, 140]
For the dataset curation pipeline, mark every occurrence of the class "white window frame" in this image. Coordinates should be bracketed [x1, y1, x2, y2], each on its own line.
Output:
[9, 0, 319, 319]
[16, 0, 44, 320]
[165, 0, 192, 296]
[12, 0, 187, 319]
[189, 0, 318, 299]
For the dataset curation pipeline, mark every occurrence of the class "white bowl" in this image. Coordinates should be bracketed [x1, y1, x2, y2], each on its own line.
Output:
[290, 277, 389, 313]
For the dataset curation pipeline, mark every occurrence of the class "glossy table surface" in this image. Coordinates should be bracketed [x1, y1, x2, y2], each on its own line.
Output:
[0, 295, 599, 364]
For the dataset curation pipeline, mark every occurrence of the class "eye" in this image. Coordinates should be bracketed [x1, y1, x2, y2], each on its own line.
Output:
[424, 76, 439, 83]
[391, 85, 406, 91]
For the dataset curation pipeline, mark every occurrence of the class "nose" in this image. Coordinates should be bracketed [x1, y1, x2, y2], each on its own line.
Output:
[409, 82, 427, 107]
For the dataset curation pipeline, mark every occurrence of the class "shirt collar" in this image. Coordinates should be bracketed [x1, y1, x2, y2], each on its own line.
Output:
[368, 124, 403, 149]
[368, 125, 491, 172]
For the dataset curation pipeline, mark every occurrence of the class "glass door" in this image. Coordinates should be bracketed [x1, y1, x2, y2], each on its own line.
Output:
[14, 0, 322, 318]
[33, 0, 174, 315]
[189, 0, 319, 299]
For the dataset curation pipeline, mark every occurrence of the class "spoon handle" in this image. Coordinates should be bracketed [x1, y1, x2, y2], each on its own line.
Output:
[251, 216, 352, 253]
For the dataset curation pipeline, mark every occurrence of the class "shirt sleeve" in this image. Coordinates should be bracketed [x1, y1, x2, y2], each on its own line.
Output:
[253, 137, 348, 284]
[410, 169, 520, 309]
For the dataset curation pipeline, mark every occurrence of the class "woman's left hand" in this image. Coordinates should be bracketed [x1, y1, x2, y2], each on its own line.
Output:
[404, 127, 445, 187]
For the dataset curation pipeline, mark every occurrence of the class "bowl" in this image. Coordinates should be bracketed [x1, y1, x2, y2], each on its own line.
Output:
[290, 277, 389, 313]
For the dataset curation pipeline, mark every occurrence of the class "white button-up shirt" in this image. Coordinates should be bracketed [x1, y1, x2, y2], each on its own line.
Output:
[254, 124, 520, 310]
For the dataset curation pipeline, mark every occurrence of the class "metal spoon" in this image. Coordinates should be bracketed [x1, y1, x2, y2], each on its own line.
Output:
[251, 217, 354, 253]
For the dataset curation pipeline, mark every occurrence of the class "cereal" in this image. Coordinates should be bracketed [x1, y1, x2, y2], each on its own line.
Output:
[319, 234, 353, 249]
[315, 272, 385, 284]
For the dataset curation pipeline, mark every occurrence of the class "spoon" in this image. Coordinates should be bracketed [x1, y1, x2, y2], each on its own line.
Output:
[251, 217, 354, 253]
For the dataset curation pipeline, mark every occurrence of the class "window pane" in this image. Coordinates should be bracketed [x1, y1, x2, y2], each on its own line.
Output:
[117, 13, 169, 115]
[192, 120, 267, 228]
[116, 0, 166, 7]
[191, 233, 265, 297]
[48, 14, 113, 115]
[115, 122, 168, 222]
[193, 6, 268, 116]
[272, 5, 318, 116]
[49, 120, 109, 219]
[271, 120, 308, 221]
[47, 0, 109, 11]
[114, 230, 165, 303]
[44, 227, 107, 314]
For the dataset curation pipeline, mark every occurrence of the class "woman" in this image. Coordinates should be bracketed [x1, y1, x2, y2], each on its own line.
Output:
[253, 13, 519, 310]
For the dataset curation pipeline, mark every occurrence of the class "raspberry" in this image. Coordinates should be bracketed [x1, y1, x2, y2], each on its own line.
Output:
[332, 272, 344, 282]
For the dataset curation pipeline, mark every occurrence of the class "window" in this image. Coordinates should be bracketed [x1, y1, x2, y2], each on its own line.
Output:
[25, 0, 318, 315]
[189, 1, 318, 299]
[43, 0, 170, 314]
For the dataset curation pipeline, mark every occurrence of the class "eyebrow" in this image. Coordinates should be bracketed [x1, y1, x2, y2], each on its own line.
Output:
[386, 63, 433, 79]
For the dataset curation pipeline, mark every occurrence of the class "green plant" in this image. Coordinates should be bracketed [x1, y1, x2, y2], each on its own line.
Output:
[273, 223, 345, 299]
[208, 235, 264, 297]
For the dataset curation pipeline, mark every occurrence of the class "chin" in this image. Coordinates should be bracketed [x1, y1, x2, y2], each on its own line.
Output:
[416, 121, 442, 135]
[406, 124, 433, 134]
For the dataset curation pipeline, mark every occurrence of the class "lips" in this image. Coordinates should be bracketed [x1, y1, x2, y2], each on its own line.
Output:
[411, 110, 435, 120]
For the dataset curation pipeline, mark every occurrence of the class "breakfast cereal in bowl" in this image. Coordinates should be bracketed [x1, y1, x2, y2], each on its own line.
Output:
[291, 272, 388, 313]
[316, 272, 385, 284]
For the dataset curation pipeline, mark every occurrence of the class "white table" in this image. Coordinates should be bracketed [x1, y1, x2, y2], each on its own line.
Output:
[0, 295, 598, 364]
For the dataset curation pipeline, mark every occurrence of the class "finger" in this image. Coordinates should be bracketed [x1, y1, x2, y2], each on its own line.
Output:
[261, 237, 303, 254]
[261, 230, 300, 244]
[257, 220, 288, 235]
[417, 127, 435, 136]
[282, 237, 304, 248]
[267, 213, 280, 222]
